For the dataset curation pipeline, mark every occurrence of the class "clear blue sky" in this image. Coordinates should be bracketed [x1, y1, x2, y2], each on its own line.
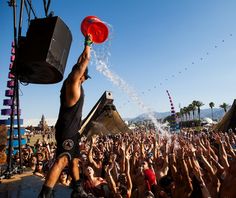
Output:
[1, 0, 236, 125]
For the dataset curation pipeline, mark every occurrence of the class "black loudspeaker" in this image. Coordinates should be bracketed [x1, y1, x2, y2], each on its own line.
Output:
[17, 16, 72, 84]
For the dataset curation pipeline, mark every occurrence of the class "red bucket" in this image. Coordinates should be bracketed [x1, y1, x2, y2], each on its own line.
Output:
[81, 16, 109, 44]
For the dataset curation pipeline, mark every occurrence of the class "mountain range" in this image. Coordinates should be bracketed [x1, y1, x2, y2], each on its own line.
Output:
[24, 107, 227, 127]
[126, 108, 227, 122]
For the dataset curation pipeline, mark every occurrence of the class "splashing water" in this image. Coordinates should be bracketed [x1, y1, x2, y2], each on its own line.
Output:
[90, 24, 167, 135]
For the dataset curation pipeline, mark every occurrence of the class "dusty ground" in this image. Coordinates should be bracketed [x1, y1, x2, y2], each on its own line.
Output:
[0, 135, 71, 198]
[0, 170, 72, 198]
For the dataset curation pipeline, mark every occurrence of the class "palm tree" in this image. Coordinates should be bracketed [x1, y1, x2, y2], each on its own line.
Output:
[179, 109, 184, 129]
[195, 101, 204, 121]
[219, 102, 229, 113]
[179, 108, 184, 122]
[187, 104, 192, 120]
[209, 102, 215, 120]
[176, 112, 181, 131]
[183, 107, 188, 121]
[176, 112, 180, 119]
[187, 104, 193, 120]
[192, 100, 197, 120]
[187, 106, 191, 120]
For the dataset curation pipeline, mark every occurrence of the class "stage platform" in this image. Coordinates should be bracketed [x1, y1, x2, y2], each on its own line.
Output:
[0, 171, 72, 198]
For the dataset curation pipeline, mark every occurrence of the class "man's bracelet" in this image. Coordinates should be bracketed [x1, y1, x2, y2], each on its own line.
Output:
[84, 40, 93, 47]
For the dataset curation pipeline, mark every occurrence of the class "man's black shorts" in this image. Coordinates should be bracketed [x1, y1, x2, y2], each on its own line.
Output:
[55, 133, 80, 160]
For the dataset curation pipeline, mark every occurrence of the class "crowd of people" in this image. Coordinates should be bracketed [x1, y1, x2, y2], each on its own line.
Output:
[7, 127, 236, 198]
[10, 139, 56, 179]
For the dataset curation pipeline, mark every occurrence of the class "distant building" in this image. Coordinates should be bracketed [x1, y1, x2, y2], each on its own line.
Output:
[25, 115, 55, 134]
[38, 114, 48, 131]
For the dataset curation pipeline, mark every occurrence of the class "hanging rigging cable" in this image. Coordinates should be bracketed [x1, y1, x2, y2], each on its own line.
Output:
[25, 0, 37, 19]
[43, 0, 51, 17]
[24, 1, 31, 27]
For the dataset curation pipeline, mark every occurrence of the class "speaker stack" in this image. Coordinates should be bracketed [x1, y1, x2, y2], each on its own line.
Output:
[16, 16, 72, 84]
